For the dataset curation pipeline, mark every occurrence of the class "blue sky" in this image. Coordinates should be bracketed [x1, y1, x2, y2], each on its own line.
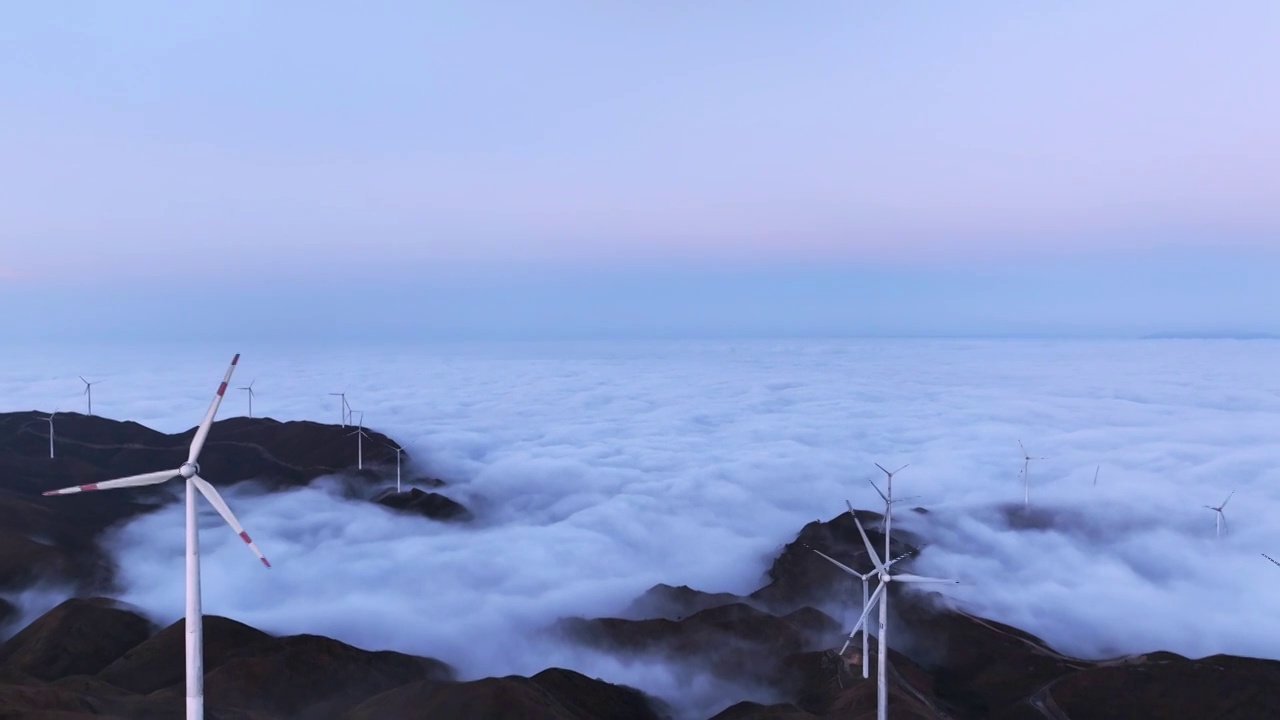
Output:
[1, 2, 1277, 340]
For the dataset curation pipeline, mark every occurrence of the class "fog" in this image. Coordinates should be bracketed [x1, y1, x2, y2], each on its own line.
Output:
[3, 338, 1279, 717]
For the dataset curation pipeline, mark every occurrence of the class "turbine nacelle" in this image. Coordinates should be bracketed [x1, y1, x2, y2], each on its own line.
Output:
[180, 462, 200, 478]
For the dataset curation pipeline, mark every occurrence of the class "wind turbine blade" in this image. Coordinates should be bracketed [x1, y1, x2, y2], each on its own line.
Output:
[1220, 490, 1235, 509]
[191, 475, 271, 568]
[1263, 553, 1280, 568]
[885, 551, 914, 569]
[43, 469, 178, 495]
[874, 462, 889, 476]
[188, 354, 240, 464]
[852, 514, 885, 571]
[1019, 440, 1027, 456]
[892, 464, 909, 474]
[808, 547, 863, 578]
[894, 572, 959, 584]
[867, 478, 889, 504]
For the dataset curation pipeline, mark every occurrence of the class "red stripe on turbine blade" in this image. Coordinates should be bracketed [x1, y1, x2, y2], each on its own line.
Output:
[80, 483, 99, 491]
[239, 531, 252, 543]
[217, 382, 228, 396]
[231, 353, 240, 365]
[261, 557, 271, 568]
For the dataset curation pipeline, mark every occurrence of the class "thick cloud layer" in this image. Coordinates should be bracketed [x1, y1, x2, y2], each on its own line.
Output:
[3, 339, 1280, 716]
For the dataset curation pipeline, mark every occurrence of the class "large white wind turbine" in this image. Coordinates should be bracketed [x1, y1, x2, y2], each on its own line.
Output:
[347, 410, 370, 469]
[806, 540, 912, 680]
[842, 512, 958, 720]
[36, 409, 57, 459]
[329, 391, 351, 427]
[1018, 441, 1048, 509]
[238, 379, 256, 418]
[43, 354, 269, 720]
[1204, 490, 1234, 539]
[79, 376, 102, 416]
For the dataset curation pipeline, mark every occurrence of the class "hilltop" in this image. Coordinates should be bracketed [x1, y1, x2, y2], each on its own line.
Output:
[0, 411, 462, 594]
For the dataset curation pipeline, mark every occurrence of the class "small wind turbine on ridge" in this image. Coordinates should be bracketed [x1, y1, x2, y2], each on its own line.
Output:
[43, 354, 269, 720]
[36, 409, 58, 459]
[1018, 441, 1048, 509]
[869, 463, 914, 560]
[80, 376, 102, 416]
[347, 410, 370, 469]
[1203, 490, 1234, 539]
[329, 391, 351, 427]
[384, 441, 404, 493]
[238, 379, 256, 418]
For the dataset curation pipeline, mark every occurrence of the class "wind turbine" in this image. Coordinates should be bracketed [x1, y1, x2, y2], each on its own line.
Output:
[843, 512, 958, 720]
[868, 463, 915, 561]
[347, 411, 370, 469]
[79, 376, 102, 416]
[238, 379, 256, 418]
[1203, 490, 1234, 539]
[42, 354, 269, 720]
[806, 538, 913, 680]
[1018, 441, 1048, 509]
[329, 392, 351, 427]
[385, 441, 404, 493]
[35, 409, 57, 459]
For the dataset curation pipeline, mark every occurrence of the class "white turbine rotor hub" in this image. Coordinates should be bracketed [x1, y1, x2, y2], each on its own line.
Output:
[180, 462, 200, 478]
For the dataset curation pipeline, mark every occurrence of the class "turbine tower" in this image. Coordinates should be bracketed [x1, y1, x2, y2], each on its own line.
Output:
[844, 512, 958, 720]
[43, 354, 269, 720]
[347, 410, 370, 469]
[385, 442, 404, 493]
[329, 391, 351, 427]
[36, 409, 57, 459]
[238, 379, 256, 418]
[79, 376, 102, 416]
[1018, 441, 1048, 509]
[1203, 490, 1234, 539]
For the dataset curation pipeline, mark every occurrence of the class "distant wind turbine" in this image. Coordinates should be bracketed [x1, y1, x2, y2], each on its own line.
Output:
[385, 442, 404, 493]
[79, 376, 102, 416]
[1203, 490, 1234, 539]
[238, 379, 256, 418]
[347, 410, 370, 469]
[43, 354, 269, 720]
[868, 463, 915, 561]
[1018, 441, 1048, 509]
[35, 409, 57, 459]
[329, 391, 351, 427]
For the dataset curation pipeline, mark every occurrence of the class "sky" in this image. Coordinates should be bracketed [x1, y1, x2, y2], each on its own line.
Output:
[2, 339, 1279, 718]
[1, 2, 1278, 340]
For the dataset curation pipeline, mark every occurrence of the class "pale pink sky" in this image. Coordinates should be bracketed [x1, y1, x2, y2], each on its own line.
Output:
[0, 2, 1277, 339]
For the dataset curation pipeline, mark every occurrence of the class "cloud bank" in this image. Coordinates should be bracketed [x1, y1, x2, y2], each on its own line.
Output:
[3, 338, 1280, 716]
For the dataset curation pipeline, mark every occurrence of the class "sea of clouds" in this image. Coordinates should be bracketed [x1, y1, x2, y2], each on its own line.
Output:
[2, 338, 1279, 717]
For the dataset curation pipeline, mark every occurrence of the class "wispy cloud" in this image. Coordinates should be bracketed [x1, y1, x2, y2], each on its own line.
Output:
[3, 339, 1280, 716]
